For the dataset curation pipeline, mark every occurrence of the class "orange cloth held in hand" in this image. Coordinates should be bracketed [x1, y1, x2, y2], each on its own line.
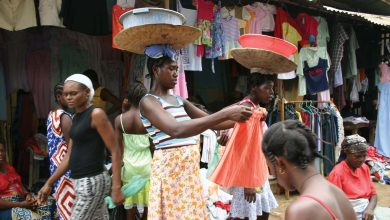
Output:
[209, 109, 269, 188]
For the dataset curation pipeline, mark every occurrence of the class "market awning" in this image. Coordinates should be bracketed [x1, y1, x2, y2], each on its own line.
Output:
[323, 5, 390, 27]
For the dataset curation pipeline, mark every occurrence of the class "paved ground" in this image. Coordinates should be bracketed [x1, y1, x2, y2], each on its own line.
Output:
[269, 182, 390, 220]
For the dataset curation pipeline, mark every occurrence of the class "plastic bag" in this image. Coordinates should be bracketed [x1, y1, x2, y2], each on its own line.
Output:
[105, 175, 148, 209]
[209, 110, 269, 188]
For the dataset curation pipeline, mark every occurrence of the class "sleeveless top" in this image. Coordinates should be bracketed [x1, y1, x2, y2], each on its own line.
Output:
[300, 195, 338, 220]
[120, 114, 152, 180]
[91, 86, 108, 111]
[69, 105, 105, 179]
[140, 94, 199, 149]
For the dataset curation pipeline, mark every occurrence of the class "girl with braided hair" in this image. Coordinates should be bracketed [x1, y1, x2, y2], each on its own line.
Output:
[114, 82, 152, 220]
[262, 120, 356, 220]
[328, 135, 377, 220]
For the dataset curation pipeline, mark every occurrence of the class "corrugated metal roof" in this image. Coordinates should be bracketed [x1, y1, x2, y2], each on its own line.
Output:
[323, 5, 390, 27]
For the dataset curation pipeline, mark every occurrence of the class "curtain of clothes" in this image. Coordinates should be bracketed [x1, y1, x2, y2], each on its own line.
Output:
[267, 102, 344, 175]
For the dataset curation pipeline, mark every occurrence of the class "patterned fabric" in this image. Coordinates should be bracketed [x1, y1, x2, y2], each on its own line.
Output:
[221, 13, 240, 59]
[194, 19, 213, 47]
[47, 109, 75, 220]
[147, 145, 207, 220]
[0, 195, 58, 220]
[205, 8, 224, 59]
[230, 181, 278, 220]
[140, 94, 199, 149]
[71, 171, 111, 220]
[329, 23, 348, 88]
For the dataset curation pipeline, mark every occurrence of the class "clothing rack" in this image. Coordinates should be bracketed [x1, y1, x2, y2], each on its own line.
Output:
[279, 98, 331, 121]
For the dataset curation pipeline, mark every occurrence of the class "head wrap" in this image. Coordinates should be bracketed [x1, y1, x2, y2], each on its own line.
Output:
[341, 134, 368, 154]
[144, 44, 178, 61]
[64, 74, 95, 102]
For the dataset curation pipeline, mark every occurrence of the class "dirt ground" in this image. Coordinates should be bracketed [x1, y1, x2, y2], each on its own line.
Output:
[269, 182, 390, 220]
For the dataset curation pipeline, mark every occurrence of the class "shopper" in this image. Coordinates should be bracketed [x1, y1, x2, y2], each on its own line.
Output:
[38, 74, 125, 219]
[262, 120, 357, 220]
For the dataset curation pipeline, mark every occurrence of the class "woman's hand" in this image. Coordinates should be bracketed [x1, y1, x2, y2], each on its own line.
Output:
[111, 188, 125, 206]
[363, 208, 374, 220]
[25, 193, 34, 202]
[244, 188, 256, 203]
[37, 184, 52, 204]
[223, 105, 252, 122]
[19, 199, 37, 210]
[217, 130, 229, 146]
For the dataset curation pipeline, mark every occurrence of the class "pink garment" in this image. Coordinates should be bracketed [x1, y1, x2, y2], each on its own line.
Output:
[259, 4, 276, 32]
[245, 4, 266, 34]
[379, 63, 390, 83]
[173, 55, 188, 99]
[26, 50, 51, 118]
[197, 0, 214, 21]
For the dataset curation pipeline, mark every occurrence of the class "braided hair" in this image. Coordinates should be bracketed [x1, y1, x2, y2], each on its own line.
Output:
[53, 83, 64, 102]
[262, 120, 331, 169]
[127, 82, 147, 106]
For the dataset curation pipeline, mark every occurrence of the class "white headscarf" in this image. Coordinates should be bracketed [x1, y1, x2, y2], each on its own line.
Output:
[64, 74, 95, 102]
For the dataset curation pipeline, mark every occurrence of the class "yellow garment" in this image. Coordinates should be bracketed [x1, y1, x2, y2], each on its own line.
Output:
[282, 22, 302, 64]
[296, 111, 303, 122]
[91, 86, 108, 111]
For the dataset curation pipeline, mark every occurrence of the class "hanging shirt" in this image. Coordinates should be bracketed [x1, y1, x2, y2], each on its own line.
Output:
[303, 58, 329, 95]
[296, 47, 331, 96]
[259, 3, 276, 32]
[220, 11, 240, 60]
[344, 27, 360, 79]
[295, 13, 319, 47]
[39, 0, 64, 27]
[197, 0, 214, 21]
[243, 3, 266, 34]
[329, 23, 349, 88]
[315, 17, 330, 47]
[328, 160, 377, 199]
[112, 5, 133, 49]
[0, 0, 37, 31]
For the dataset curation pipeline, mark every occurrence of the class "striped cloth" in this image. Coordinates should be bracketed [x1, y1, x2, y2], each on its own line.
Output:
[140, 94, 199, 149]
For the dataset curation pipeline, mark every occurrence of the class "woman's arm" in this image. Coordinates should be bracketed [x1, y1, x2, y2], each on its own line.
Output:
[60, 113, 72, 144]
[141, 96, 252, 138]
[114, 114, 125, 159]
[0, 199, 36, 210]
[91, 108, 125, 206]
[363, 194, 377, 220]
[38, 140, 73, 203]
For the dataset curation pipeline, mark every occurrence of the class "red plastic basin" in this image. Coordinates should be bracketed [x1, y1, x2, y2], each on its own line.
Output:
[238, 34, 297, 58]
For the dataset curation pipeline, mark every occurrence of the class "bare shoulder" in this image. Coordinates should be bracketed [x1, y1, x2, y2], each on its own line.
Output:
[286, 200, 318, 220]
[91, 107, 107, 118]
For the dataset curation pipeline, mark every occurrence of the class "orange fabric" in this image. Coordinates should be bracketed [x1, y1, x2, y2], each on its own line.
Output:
[112, 5, 133, 49]
[209, 109, 269, 188]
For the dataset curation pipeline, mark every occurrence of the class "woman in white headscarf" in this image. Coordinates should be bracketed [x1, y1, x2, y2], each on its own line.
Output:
[38, 74, 125, 220]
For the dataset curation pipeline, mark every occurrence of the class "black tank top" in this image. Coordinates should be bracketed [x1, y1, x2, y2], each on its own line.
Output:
[69, 105, 105, 179]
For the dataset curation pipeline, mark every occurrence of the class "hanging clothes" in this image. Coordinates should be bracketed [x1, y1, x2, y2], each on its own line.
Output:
[344, 27, 360, 79]
[375, 64, 390, 157]
[26, 50, 52, 119]
[303, 58, 329, 95]
[178, 2, 202, 71]
[173, 55, 189, 99]
[61, 0, 110, 35]
[112, 4, 133, 49]
[329, 23, 349, 88]
[315, 17, 330, 48]
[296, 47, 331, 96]
[295, 13, 319, 47]
[206, 7, 225, 59]
[0, 0, 37, 31]
[195, 0, 214, 56]
[39, 0, 64, 27]
[243, 3, 266, 34]
[220, 7, 240, 60]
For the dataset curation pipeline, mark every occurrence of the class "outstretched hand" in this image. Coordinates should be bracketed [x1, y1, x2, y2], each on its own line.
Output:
[37, 184, 52, 204]
[223, 105, 252, 122]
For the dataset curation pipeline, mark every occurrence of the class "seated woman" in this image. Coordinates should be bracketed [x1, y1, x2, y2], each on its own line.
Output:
[328, 134, 377, 220]
[0, 138, 57, 220]
[262, 120, 356, 220]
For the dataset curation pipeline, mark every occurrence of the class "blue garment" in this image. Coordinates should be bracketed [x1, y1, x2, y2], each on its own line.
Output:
[303, 58, 329, 95]
[375, 83, 390, 157]
[205, 9, 224, 59]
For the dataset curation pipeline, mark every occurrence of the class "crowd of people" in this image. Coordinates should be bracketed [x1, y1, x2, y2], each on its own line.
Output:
[0, 53, 382, 220]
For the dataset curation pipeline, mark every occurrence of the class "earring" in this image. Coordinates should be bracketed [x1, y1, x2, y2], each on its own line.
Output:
[279, 168, 286, 175]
